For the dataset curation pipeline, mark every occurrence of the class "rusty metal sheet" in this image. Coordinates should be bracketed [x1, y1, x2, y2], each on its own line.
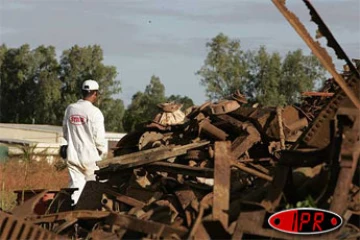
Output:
[12, 190, 48, 218]
[213, 141, 231, 228]
[261, 165, 289, 212]
[231, 124, 261, 159]
[0, 210, 63, 240]
[174, 187, 197, 210]
[209, 100, 240, 115]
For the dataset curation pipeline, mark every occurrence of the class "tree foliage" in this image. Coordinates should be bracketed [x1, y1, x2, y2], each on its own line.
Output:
[197, 33, 326, 106]
[196, 33, 249, 101]
[0, 44, 124, 132]
[123, 75, 167, 132]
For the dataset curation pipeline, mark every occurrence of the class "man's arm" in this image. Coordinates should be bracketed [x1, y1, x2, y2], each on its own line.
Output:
[62, 108, 68, 142]
[93, 110, 107, 159]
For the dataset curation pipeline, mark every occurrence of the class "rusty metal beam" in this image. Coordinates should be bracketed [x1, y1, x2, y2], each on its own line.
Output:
[104, 189, 146, 208]
[199, 118, 228, 140]
[26, 210, 110, 224]
[330, 110, 360, 215]
[213, 141, 231, 228]
[106, 213, 188, 238]
[272, 0, 360, 110]
[302, 0, 359, 76]
[231, 160, 273, 182]
[145, 162, 215, 178]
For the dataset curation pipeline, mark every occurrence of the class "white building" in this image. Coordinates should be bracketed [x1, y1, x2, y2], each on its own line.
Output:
[0, 123, 126, 159]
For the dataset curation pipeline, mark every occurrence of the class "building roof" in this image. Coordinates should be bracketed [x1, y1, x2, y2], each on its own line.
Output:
[0, 123, 126, 139]
[0, 123, 62, 133]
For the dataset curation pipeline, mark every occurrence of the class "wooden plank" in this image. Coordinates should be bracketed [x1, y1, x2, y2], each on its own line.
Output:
[145, 162, 214, 178]
[97, 141, 210, 169]
[213, 141, 231, 228]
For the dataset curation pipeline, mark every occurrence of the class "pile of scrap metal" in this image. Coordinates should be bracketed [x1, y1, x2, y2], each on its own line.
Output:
[0, 0, 359, 239]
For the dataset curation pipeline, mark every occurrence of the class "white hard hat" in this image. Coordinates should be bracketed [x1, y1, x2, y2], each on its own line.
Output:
[82, 80, 99, 91]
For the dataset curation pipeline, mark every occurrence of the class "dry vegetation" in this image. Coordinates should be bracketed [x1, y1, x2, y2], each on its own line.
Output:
[0, 156, 69, 211]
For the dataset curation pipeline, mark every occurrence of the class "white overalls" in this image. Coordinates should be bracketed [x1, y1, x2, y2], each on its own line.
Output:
[63, 99, 107, 204]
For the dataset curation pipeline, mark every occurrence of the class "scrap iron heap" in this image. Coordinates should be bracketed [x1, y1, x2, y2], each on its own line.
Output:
[1, 0, 359, 239]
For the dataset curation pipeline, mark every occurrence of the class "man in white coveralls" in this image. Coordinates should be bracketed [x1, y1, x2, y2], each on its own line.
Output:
[62, 79, 107, 205]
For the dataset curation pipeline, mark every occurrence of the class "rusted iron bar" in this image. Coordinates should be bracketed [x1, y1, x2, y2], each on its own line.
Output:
[272, 0, 360, 110]
[330, 111, 360, 215]
[199, 118, 228, 140]
[104, 189, 146, 208]
[106, 213, 188, 238]
[248, 163, 270, 175]
[97, 141, 210, 169]
[215, 114, 244, 129]
[302, 0, 359, 76]
[145, 162, 215, 178]
[231, 160, 273, 182]
[26, 210, 110, 224]
[301, 92, 334, 97]
[277, 107, 286, 149]
[213, 141, 231, 228]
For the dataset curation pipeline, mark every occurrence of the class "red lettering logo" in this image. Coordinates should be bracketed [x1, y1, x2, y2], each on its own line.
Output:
[69, 115, 87, 125]
[268, 208, 342, 235]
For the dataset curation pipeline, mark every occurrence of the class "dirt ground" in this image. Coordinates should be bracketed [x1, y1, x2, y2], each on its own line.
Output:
[0, 156, 69, 211]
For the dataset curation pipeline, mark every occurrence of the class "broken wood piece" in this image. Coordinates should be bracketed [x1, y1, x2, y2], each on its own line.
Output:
[97, 141, 210, 169]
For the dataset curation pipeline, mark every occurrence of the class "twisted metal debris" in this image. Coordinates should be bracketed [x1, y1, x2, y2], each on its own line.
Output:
[1, 0, 359, 239]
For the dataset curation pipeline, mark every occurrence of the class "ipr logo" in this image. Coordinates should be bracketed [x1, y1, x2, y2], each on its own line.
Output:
[268, 208, 343, 235]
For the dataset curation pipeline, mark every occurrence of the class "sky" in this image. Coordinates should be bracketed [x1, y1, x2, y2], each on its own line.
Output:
[0, 0, 359, 107]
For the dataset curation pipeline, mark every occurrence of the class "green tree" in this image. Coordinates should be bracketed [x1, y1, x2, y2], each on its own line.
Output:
[198, 33, 326, 106]
[101, 98, 125, 132]
[196, 33, 249, 100]
[0, 44, 8, 122]
[0, 45, 62, 124]
[279, 50, 326, 104]
[0, 44, 37, 123]
[247, 46, 286, 106]
[59, 45, 123, 130]
[31, 46, 62, 124]
[123, 75, 166, 132]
